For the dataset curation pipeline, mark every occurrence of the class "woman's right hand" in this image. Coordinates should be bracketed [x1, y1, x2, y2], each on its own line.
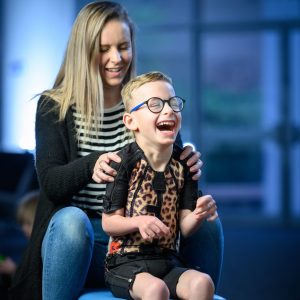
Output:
[92, 152, 121, 183]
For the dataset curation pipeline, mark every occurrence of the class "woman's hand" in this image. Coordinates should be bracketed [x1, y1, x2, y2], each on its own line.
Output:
[92, 152, 121, 183]
[180, 145, 203, 180]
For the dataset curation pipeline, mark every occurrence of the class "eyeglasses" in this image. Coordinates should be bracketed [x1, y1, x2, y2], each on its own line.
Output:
[130, 96, 185, 113]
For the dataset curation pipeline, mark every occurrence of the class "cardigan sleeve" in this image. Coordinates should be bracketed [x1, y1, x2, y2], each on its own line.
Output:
[35, 96, 103, 205]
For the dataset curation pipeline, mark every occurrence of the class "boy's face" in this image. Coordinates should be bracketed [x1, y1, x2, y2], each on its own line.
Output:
[127, 80, 182, 148]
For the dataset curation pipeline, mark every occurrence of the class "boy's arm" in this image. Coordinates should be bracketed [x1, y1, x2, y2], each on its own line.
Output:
[102, 209, 139, 236]
[102, 211, 170, 241]
[179, 194, 218, 237]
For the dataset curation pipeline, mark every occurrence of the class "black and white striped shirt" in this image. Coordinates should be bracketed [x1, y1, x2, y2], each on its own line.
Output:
[71, 101, 134, 212]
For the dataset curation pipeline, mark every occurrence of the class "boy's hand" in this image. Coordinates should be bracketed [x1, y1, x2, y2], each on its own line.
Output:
[193, 195, 218, 221]
[137, 216, 170, 241]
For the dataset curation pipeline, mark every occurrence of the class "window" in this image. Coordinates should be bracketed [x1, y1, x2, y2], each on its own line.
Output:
[77, 0, 300, 224]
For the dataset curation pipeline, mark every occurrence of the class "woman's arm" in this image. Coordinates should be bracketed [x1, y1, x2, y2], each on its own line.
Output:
[35, 97, 102, 204]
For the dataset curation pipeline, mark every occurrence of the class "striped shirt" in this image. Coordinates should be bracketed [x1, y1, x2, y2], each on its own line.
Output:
[71, 101, 134, 213]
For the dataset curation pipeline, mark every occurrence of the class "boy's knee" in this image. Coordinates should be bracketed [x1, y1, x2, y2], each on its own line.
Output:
[145, 279, 169, 299]
[192, 273, 215, 295]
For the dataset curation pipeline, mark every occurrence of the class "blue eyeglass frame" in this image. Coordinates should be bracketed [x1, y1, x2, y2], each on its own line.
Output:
[129, 96, 186, 113]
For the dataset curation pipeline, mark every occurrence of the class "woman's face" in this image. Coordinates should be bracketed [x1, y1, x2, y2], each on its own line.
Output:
[99, 19, 132, 90]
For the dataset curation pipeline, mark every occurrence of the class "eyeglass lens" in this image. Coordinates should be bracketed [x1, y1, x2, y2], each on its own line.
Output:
[148, 97, 184, 113]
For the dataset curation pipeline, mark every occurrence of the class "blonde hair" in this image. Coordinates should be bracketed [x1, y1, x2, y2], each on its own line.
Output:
[121, 71, 172, 112]
[17, 190, 39, 226]
[41, 1, 136, 137]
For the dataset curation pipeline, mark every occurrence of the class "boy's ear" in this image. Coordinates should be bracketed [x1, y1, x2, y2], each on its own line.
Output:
[123, 112, 138, 131]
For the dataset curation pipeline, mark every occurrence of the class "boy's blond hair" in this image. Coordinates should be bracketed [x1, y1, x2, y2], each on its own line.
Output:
[121, 71, 173, 112]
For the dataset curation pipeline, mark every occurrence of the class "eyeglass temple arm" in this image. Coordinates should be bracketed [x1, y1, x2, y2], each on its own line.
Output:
[129, 101, 145, 113]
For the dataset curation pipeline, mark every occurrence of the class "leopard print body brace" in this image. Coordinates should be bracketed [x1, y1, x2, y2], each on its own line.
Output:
[108, 157, 185, 255]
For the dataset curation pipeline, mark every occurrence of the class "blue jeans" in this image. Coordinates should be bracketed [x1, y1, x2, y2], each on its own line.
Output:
[41, 207, 109, 300]
[42, 207, 223, 299]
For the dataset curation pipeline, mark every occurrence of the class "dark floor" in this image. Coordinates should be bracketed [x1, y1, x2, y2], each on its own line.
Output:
[218, 224, 300, 300]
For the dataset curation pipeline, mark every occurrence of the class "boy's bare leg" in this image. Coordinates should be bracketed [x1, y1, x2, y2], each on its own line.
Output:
[130, 272, 169, 300]
[176, 269, 215, 300]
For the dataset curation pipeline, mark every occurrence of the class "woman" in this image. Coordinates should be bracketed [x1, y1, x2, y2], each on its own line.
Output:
[10, 2, 205, 300]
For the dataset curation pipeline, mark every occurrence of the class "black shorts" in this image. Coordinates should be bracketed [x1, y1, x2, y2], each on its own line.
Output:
[105, 254, 188, 299]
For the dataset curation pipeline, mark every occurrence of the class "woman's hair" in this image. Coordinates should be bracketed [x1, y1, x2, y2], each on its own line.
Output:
[121, 71, 172, 112]
[42, 1, 136, 136]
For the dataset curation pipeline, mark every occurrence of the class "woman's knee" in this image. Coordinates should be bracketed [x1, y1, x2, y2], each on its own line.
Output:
[50, 207, 94, 245]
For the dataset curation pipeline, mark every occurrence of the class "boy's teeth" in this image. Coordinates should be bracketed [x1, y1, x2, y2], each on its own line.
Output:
[158, 121, 174, 126]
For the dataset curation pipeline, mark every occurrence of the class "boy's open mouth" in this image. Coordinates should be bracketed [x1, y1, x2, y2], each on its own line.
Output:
[156, 121, 175, 131]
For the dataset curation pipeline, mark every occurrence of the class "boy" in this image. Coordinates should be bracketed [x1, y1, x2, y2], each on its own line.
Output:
[0, 190, 39, 294]
[102, 71, 218, 300]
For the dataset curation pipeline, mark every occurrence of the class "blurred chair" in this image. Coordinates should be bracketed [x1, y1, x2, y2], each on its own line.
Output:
[0, 152, 38, 219]
[0, 152, 39, 275]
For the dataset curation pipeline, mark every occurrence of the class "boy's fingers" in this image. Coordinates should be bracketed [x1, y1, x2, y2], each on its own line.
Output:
[207, 211, 219, 221]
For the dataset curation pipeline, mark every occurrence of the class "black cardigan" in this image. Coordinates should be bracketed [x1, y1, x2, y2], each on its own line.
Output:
[9, 96, 103, 300]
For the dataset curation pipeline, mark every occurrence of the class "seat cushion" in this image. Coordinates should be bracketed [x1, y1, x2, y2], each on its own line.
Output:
[79, 289, 122, 300]
[78, 289, 226, 300]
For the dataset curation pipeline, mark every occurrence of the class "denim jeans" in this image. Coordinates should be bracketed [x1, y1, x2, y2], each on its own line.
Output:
[41, 207, 109, 300]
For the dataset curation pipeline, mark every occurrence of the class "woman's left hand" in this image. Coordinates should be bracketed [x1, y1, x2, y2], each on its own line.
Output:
[180, 145, 202, 180]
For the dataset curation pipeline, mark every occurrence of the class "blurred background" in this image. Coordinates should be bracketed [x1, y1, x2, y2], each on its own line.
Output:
[0, 0, 299, 299]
